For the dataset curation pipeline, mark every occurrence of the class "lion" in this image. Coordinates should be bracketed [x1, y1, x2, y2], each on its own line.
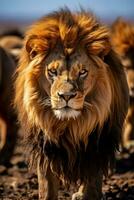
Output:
[0, 46, 18, 164]
[111, 18, 134, 148]
[14, 9, 129, 200]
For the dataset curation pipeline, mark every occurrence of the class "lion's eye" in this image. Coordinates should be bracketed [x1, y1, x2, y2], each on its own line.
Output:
[79, 69, 88, 78]
[48, 68, 57, 77]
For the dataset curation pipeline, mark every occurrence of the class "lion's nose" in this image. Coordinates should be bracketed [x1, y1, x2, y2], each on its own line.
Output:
[57, 91, 77, 101]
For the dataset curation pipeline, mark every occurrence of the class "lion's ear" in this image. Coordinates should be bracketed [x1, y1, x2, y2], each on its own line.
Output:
[26, 38, 38, 60]
[98, 43, 111, 60]
[25, 37, 49, 60]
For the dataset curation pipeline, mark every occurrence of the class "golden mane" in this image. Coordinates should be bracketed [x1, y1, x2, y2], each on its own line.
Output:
[18, 55, 114, 146]
[15, 9, 114, 143]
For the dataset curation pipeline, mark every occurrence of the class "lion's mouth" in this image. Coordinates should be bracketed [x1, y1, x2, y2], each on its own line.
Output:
[53, 106, 81, 120]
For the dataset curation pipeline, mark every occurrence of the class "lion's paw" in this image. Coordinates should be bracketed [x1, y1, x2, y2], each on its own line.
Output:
[72, 192, 86, 200]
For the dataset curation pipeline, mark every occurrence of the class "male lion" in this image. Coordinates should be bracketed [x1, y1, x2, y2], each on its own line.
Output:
[111, 18, 134, 148]
[14, 9, 129, 200]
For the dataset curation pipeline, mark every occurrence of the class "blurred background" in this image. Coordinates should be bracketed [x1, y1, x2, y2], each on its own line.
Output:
[0, 0, 134, 30]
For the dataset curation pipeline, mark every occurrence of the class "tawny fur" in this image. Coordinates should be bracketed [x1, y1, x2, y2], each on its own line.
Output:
[14, 9, 129, 200]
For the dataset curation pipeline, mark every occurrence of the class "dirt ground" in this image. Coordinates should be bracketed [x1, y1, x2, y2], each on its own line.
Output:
[0, 134, 134, 200]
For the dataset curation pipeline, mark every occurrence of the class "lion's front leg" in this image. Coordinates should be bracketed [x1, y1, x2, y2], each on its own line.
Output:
[37, 163, 59, 200]
[72, 170, 103, 200]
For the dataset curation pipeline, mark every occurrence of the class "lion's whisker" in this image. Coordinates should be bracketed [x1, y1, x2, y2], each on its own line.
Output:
[84, 101, 93, 108]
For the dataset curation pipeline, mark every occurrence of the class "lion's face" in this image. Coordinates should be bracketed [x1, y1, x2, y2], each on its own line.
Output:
[42, 47, 99, 120]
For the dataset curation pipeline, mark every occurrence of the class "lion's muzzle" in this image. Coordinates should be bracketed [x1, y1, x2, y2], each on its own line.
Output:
[51, 87, 82, 119]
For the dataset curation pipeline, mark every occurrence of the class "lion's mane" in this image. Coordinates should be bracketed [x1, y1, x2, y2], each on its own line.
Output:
[14, 9, 129, 183]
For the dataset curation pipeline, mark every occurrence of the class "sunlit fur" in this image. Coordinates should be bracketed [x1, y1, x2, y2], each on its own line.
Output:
[111, 18, 134, 147]
[14, 9, 129, 195]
